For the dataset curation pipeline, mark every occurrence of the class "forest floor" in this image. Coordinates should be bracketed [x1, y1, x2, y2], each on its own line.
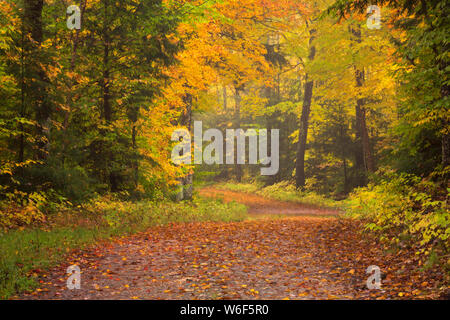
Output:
[18, 187, 445, 300]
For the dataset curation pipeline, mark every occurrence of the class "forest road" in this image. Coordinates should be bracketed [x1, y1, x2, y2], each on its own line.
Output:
[19, 187, 439, 300]
[198, 187, 340, 217]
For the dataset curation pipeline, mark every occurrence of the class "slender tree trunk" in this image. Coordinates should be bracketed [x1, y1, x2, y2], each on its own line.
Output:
[351, 25, 374, 186]
[354, 101, 366, 186]
[340, 124, 349, 194]
[234, 86, 243, 183]
[130, 107, 139, 189]
[295, 28, 316, 188]
[360, 104, 375, 173]
[102, 49, 111, 121]
[64, 0, 86, 130]
[19, 15, 25, 165]
[176, 86, 193, 201]
[24, 0, 51, 161]
[222, 86, 227, 111]
[356, 67, 375, 174]
[100, 0, 117, 191]
[355, 70, 375, 175]
[443, 133, 449, 168]
[218, 85, 229, 180]
[183, 91, 193, 200]
[343, 157, 348, 194]
[441, 71, 450, 170]
[441, 74, 449, 185]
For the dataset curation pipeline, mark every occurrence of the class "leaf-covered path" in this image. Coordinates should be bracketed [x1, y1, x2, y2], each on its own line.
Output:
[20, 189, 443, 300]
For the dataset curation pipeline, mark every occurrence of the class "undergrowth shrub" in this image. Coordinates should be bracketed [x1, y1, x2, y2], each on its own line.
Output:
[0, 189, 71, 231]
[345, 171, 449, 270]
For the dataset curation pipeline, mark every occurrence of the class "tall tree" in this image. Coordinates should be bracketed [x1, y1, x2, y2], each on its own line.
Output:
[296, 24, 316, 188]
[23, 0, 51, 161]
[330, 0, 449, 182]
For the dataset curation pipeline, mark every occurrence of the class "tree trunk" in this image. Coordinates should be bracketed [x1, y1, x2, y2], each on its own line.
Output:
[441, 67, 450, 170]
[295, 28, 316, 189]
[24, 0, 51, 161]
[183, 91, 193, 200]
[351, 25, 375, 186]
[100, 0, 118, 191]
[19, 17, 25, 165]
[441, 81, 449, 185]
[176, 88, 193, 201]
[222, 86, 227, 111]
[343, 157, 348, 194]
[234, 86, 243, 183]
[443, 133, 449, 168]
[360, 104, 375, 173]
[340, 124, 349, 194]
[64, 0, 86, 130]
[354, 103, 366, 186]
[131, 111, 139, 189]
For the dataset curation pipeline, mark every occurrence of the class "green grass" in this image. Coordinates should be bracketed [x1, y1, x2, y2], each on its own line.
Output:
[0, 227, 107, 298]
[214, 182, 261, 194]
[0, 196, 247, 299]
[214, 181, 343, 210]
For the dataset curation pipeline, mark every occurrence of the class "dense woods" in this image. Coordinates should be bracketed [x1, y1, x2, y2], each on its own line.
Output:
[0, 0, 448, 299]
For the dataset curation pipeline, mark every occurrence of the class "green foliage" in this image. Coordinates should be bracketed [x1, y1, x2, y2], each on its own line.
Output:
[0, 227, 103, 298]
[92, 195, 247, 231]
[0, 0, 184, 205]
[0, 189, 72, 231]
[330, 0, 449, 178]
[345, 170, 449, 267]
[215, 182, 261, 193]
[216, 181, 342, 209]
[258, 181, 343, 209]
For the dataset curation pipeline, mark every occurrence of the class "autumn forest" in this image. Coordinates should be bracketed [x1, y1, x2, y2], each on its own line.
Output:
[0, 0, 448, 302]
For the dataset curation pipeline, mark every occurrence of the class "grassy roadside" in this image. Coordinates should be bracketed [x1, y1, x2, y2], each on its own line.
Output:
[0, 196, 247, 299]
[213, 181, 343, 210]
